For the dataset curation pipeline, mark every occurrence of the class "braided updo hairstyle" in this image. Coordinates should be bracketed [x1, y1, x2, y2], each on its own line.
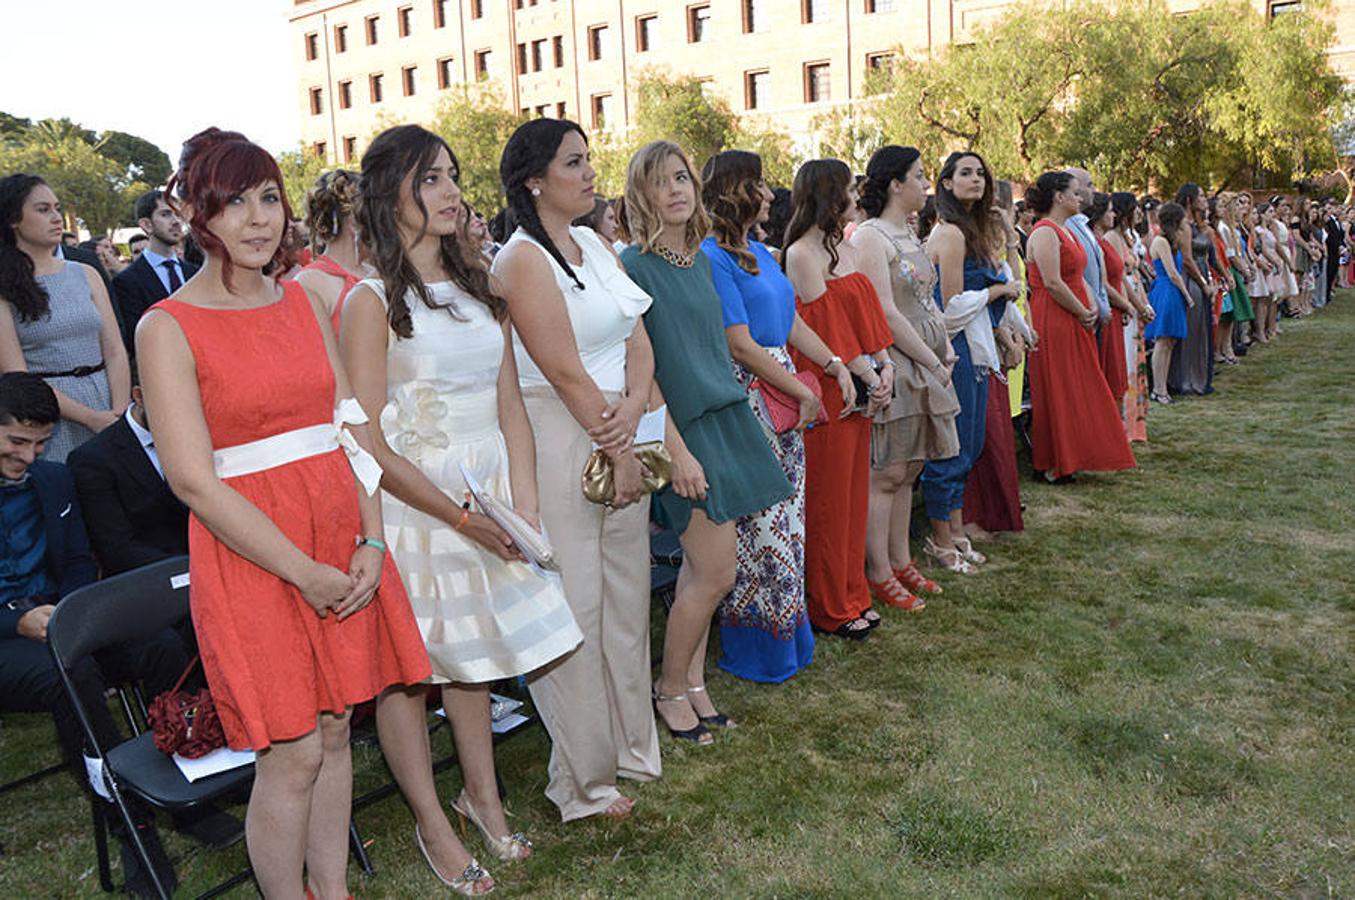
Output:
[859, 145, 921, 220]
[165, 127, 295, 292]
[500, 118, 589, 291]
[303, 169, 359, 255]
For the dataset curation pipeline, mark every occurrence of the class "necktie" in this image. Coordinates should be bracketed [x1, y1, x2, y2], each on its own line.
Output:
[162, 260, 182, 292]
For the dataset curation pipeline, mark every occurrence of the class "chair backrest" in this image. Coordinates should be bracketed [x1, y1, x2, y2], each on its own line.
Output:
[46, 556, 191, 673]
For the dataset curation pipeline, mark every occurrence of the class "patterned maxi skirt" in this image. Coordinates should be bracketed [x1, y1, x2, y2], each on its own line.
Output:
[716, 345, 815, 684]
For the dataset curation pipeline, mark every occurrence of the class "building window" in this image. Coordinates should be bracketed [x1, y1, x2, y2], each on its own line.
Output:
[744, 69, 768, 110]
[433, 0, 448, 28]
[304, 32, 319, 61]
[591, 92, 613, 130]
[343, 136, 357, 163]
[535, 104, 549, 117]
[1269, 0, 1302, 13]
[637, 14, 657, 51]
[470, 0, 483, 18]
[338, 80, 353, 109]
[587, 24, 607, 61]
[313, 141, 327, 158]
[532, 39, 546, 71]
[865, 0, 895, 10]
[365, 14, 379, 44]
[742, 0, 766, 33]
[516, 43, 527, 74]
[369, 73, 384, 103]
[804, 61, 829, 102]
[866, 51, 893, 75]
[474, 49, 492, 80]
[437, 57, 455, 89]
[553, 35, 564, 67]
[556, 101, 566, 117]
[802, 0, 828, 23]
[398, 5, 413, 37]
[334, 24, 348, 52]
[402, 65, 417, 96]
[687, 4, 710, 43]
[308, 87, 323, 115]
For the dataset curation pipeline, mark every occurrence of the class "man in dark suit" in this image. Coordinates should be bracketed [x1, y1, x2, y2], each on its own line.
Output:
[1323, 199, 1344, 303]
[0, 373, 184, 895]
[111, 190, 197, 357]
[69, 363, 188, 575]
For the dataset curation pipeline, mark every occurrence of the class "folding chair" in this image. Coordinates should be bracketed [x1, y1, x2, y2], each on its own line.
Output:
[46, 556, 256, 900]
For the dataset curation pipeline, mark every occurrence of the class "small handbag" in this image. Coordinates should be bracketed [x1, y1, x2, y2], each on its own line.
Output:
[147, 656, 226, 759]
[751, 371, 828, 433]
[581, 442, 673, 505]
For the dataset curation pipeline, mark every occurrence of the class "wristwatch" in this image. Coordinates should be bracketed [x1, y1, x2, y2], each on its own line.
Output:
[822, 355, 843, 372]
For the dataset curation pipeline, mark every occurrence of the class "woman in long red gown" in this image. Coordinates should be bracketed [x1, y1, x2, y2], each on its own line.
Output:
[1024, 172, 1136, 481]
[138, 129, 431, 899]
[1089, 193, 1129, 405]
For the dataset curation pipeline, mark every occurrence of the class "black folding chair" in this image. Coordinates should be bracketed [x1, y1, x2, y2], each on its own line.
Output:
[46, 556, 256, 900]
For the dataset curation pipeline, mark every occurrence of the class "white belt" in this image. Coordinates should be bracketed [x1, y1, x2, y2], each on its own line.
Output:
[212, 398, 383, 496]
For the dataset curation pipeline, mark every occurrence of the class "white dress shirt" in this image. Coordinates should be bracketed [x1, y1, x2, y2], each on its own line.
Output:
[140, 248, 185, 294]
[125, 406, 163, 479]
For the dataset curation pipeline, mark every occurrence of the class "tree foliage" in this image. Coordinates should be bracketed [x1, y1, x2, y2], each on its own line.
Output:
[425, 85, 527, 214]
[276, 145, 334, 215]
[0, 124, 148, 234]
[98, 131, 173, 187]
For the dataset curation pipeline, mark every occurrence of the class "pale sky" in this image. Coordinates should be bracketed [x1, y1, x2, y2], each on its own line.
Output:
[1, 0, 301, 165]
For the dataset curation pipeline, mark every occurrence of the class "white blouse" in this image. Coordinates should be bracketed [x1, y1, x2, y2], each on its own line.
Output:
[498, 225, 651, 393]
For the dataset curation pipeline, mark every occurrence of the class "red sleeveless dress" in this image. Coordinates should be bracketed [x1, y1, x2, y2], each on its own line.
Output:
[301, 255, 363, 333]
[152, 283, 430, 751]
[1028, 221, 1136, 480]
[1097, 236, 1129, 402]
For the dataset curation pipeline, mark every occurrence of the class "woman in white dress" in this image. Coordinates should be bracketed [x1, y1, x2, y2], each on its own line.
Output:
[342, 125, 582, 892]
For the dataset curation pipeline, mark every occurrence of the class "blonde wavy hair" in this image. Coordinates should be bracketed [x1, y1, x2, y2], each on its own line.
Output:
[621, 140, 711, 255]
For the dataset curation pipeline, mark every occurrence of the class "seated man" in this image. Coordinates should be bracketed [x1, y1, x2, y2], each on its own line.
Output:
[0, 372, 183, 896]
[69, 361, 188, 576]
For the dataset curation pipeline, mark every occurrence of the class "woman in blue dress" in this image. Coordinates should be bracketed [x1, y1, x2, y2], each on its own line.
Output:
[1143, 202, 1192, 404]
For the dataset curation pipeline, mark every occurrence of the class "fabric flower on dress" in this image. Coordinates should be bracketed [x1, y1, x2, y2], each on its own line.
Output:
[381, 385, 451, 460]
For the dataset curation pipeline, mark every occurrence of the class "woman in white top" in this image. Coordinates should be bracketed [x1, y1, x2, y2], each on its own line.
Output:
[492, 119, 661, 822]
[343, 125, 586, 891]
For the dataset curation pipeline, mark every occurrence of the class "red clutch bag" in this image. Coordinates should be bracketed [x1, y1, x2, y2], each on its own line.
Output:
[752, 371, 828, 433]
[148, 656, 226, 759]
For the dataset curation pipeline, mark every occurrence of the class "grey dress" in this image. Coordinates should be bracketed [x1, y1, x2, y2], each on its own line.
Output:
[858, 221, 961, 466]
[16, 262, 113, 461]
[1168, 224, 1215, 396]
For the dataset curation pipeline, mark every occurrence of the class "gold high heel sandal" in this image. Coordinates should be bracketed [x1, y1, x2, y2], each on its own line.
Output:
[414, 824, 494, 895]
[451, 790, 532, 861]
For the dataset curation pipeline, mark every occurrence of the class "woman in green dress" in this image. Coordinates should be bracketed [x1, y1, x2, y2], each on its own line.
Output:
[620, 141, 792, 745]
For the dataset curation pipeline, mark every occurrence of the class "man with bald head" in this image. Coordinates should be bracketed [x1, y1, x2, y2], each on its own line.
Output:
[1062, 167, 1111, 340]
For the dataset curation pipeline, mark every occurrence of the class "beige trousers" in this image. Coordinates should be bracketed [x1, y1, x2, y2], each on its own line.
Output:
[522, 388, 661, 821]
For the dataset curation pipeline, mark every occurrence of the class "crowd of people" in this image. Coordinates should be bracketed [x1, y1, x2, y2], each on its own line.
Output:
[0, 118, 1347, 898]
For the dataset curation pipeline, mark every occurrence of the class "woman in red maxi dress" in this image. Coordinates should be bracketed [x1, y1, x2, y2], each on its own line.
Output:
[783, 160, 894, 640]
[138, 129, 430, 900]
[1023, 172, 1136, 481]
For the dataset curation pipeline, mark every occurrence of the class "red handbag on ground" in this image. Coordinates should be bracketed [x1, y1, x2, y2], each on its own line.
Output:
[752, 371, 828, 433]
[148, 656, 226, 759]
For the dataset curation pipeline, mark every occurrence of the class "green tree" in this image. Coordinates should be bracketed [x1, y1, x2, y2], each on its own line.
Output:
[98, 131, 173, 187]
[0, 133, 145, 233]
[277, 145, 334, 215]
[811, 104, 888, 175]
[426, 84, 527, 214]
[0, 111, 32, 141]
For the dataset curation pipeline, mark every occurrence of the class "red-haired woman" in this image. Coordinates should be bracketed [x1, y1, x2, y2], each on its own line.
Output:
[136, 128, 431, 899]
[783, 159, 894, 640]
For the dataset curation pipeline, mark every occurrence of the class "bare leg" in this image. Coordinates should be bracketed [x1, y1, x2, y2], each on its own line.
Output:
[304, 710, 353, 900]
[866, 462, 908, 582]
[657, 510, 735, 732]
[374, 686, 484, 883]
[1151, 337, 1174, 396]
[443, 682, 517, 846]
[888, 461, 925, 570]
[246, 727, 324, 900]
[929, 517, 956, 552]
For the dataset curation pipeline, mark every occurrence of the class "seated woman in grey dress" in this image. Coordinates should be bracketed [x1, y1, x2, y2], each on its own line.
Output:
[0, 175, 130, 461]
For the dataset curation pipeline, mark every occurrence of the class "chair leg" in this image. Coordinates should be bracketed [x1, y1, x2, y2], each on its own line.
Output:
[92, 798, 115, 893]
[107, 782, 171, 900]
[349, 819, 374, 876]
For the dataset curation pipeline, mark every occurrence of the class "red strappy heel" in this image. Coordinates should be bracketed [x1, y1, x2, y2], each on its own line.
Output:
[894, 561, 943, 596]
[867, 577, 926, 613]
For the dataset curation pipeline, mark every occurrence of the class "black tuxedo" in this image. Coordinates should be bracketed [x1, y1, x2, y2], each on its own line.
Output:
[68, 414, 188, 576]
[111, 254, 199, 356]
[1324, 215, 1344, 297]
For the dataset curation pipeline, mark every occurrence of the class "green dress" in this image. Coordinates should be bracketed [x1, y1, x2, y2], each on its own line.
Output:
[621, 246, 792, 534]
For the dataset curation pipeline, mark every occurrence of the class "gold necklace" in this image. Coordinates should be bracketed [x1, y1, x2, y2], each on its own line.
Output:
[653, 243, 695, 269]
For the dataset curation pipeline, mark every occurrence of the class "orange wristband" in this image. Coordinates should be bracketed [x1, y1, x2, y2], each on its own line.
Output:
[456, 492, 471, 531]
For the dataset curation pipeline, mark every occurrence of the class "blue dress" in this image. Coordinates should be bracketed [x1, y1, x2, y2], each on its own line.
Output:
[1144, 254, 1188, 341]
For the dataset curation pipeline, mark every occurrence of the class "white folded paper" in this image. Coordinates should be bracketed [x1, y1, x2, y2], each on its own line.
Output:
[173, 746, 256, 783]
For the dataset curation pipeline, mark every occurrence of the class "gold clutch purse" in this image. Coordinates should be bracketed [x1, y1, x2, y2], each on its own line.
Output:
[581, 441, 673, 506]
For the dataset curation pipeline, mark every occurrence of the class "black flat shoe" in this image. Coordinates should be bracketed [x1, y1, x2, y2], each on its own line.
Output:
[816, 618, 872, 641]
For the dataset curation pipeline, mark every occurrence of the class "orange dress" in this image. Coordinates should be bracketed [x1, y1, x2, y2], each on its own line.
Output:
[791, 272, 892, 633]
[1097, 236, 1129, 402]
[1028, 221, 1136, 480]
[153, 283, 430, 751]
[301, 255, 362, 334]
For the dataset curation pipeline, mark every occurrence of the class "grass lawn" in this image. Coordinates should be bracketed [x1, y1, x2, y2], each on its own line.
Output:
[2, 297, 1353, 898]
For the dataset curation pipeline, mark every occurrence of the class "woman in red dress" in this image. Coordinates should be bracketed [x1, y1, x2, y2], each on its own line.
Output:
[1024, 172, 1136, 481]
[783, 160, 894, 639]
[137, 129, 431, 900]
[1089, 192, 1130, 405]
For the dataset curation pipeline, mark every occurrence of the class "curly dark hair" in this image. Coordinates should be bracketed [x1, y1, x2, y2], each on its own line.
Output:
[935, 151, 1002, 264]
[357, 125, 503, 339]
[859, 145, 921, 220]
[303, 169, 359, 254]
[0, 174, 52, 323]
[781, 159, 853, 274]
